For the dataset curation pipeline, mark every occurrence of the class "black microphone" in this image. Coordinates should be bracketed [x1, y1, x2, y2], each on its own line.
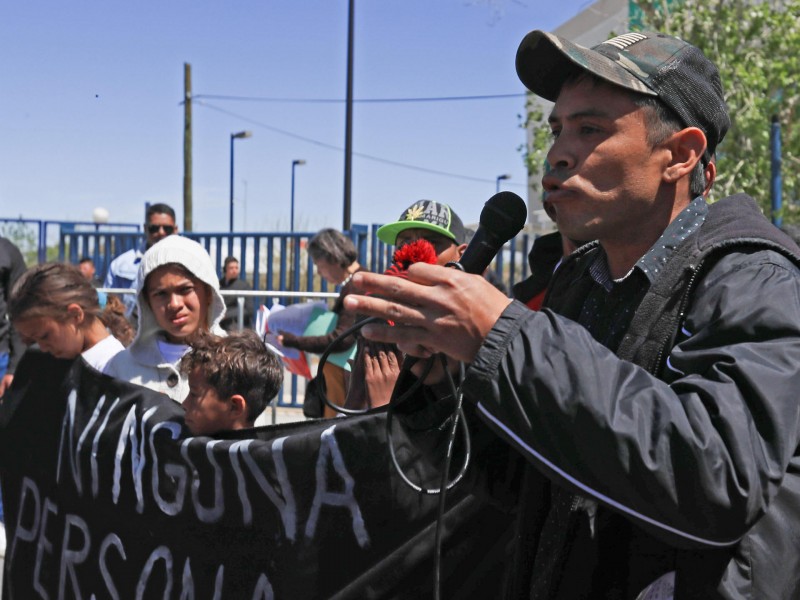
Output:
[457, 191, 528, 274]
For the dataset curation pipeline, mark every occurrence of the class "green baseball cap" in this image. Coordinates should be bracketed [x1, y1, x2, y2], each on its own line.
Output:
[377, 200, 467, 246]
[516, 30, 730, 160]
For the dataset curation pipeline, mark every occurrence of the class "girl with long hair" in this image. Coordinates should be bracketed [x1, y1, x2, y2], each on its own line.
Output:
[9, 262, 126, 371]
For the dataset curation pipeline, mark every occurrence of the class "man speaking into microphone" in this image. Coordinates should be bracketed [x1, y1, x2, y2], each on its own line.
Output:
[345, 28, 800, 599]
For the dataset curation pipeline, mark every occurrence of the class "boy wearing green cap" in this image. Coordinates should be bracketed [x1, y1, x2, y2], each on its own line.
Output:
[376, 200, 468, 266]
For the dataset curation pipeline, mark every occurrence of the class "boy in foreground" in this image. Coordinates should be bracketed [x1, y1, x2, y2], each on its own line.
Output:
[180, 329, 283, 435]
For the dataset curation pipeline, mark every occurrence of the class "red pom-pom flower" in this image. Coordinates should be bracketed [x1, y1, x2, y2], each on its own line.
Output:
[384, 239, 438, 279]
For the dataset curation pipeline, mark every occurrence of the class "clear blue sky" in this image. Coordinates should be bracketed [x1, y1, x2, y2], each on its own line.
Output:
[1, 0, 590, 232]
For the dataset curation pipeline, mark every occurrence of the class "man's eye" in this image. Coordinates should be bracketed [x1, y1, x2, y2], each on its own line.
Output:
[550, 129, 560, 138]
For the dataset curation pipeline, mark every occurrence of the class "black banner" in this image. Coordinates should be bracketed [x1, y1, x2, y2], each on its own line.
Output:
[0, 351, 515, 599]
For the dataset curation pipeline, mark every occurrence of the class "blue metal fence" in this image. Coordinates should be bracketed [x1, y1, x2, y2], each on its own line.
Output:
[2, 217, 535, 407]
[0, 218, 141, 265]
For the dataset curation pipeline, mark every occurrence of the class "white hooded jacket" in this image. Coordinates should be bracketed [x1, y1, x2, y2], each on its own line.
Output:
[104, 236, 226, 402]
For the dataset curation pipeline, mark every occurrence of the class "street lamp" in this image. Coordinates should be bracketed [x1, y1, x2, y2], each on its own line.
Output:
[229, 130, 252, 232]
[241, 179, 248, 232]
[496, 173, 512, 194]
[290, 159, 306, 233]
[92, 207, 110, 224]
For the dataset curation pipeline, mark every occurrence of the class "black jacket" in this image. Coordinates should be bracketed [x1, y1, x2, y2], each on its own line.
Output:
[219, 277, 254, 331]
[0, 237, 27, 376]
[464, 195, 800, 598]
[512, 231, 564, 309]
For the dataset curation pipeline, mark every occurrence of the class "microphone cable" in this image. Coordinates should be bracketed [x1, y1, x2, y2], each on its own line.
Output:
[313, 318, 471, 495]
[313, 315, 383, 416]
[287, 190, 525, 596]
[313, 312, 472, 600]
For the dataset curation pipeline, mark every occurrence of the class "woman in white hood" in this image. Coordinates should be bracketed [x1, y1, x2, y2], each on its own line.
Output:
[105, 235, 226, 402]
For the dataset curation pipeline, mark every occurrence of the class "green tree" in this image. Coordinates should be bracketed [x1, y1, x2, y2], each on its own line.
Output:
[524, 0, 800, 220]
[0, 222, 37, 265]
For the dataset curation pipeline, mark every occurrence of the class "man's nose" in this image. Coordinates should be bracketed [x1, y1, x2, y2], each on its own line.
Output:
[546, 135, 576, 173]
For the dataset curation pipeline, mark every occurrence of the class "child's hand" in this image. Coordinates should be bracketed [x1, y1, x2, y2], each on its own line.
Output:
[363, 344, 402, 408]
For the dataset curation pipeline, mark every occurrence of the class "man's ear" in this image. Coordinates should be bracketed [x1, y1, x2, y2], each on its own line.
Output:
[66, 303, 85, 325]
[456, 243, 468, 258]
[662, 127, 706, 184]
[703, 159, 717, 198]
[229, 394, 247, 418]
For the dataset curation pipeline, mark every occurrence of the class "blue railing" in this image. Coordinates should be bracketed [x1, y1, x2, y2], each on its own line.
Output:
[0, 218, 141, 266]
[2, 217, 535, 408]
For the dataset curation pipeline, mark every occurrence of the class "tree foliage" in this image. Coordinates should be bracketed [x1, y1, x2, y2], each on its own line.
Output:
[0, 222, 38, 265]
[524, 0, 800, 220]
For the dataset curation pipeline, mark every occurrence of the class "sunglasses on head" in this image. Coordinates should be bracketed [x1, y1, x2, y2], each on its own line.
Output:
[147, 224, 175, 235]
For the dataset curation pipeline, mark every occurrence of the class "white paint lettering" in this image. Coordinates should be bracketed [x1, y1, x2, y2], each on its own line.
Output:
[240, 437, 297, 541]
[33, 498, 58, 600]
[229, 441, 252, 524]
[92, 397, 121, 498]
[9, 476, 41, 568]
[99, 533, 127, 600]
[182, 439, 224, 523]
[133, 407, 159, 512]
[212, 565, 224, 600]
[112, 406, 141, 506]
[150, 421, 188, 516]
[135, 546, 173, 600]
[179, 558, 195, 600]
[304, 425, 369, 548]
[56, 389, 82, 494]
[250, 573, 274, 600]
[58, 514, 91, 600]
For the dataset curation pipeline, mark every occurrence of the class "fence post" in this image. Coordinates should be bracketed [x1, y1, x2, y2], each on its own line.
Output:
[770, 115, 782, 227]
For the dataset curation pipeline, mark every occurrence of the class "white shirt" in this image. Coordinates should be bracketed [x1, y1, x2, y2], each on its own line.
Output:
[84, 335, 125, 372]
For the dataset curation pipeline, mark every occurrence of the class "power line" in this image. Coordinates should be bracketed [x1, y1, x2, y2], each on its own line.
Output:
[193, 92, 526, 104]
[195, 100, 527, 187]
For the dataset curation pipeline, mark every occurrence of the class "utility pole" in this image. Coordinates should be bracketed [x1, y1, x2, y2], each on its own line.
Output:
[183, 63, 193, 232]
[342, 0, 354, 231]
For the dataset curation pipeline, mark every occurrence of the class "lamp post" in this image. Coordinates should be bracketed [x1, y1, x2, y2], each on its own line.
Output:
[342, 0, 355, 231]
[290, 159, 306, 233]
[496, 173, 512, 194]
[241, 179, 248, 232]
[229, 130, 252, 232]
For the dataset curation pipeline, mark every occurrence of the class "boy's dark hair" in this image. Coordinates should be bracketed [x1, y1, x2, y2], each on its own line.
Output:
[146, 203, 176, 221]
[180, 330, 284, 423]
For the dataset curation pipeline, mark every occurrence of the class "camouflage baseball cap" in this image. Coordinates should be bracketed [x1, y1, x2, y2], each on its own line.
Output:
[516, 30, 730, 159]
[376, 200, 467, 246]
